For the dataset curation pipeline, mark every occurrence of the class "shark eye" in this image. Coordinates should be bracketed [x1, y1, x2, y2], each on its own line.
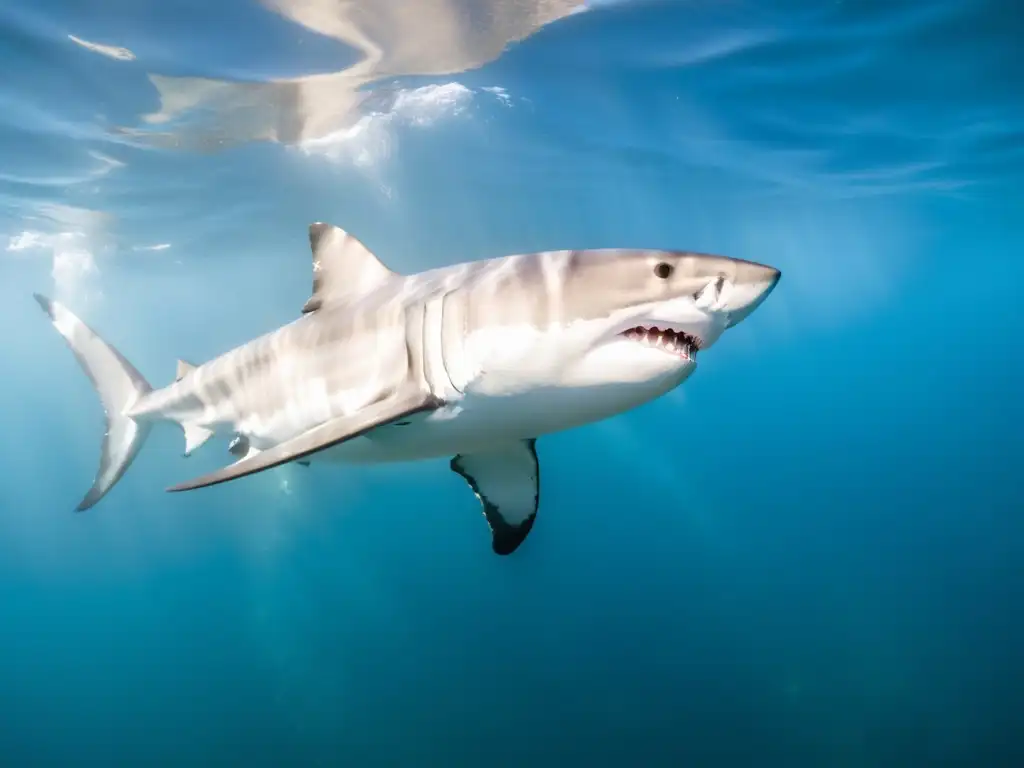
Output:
[653, 262, 674, 279]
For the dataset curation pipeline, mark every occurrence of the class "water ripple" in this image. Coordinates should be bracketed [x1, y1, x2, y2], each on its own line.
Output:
[0, 0, 1021, 299]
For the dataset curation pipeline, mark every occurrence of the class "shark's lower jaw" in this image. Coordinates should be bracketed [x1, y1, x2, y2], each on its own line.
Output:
[619, 325, 701, 362]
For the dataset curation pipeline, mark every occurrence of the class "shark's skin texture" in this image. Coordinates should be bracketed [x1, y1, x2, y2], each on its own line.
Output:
[34, 222, 780, 555]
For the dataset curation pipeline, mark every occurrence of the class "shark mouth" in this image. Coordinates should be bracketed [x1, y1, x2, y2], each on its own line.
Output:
[620, 325, 701, 362]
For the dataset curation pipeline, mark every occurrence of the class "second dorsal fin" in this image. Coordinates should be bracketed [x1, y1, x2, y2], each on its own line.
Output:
[301, 222, 395, 314]
[175, 359, 197, 381]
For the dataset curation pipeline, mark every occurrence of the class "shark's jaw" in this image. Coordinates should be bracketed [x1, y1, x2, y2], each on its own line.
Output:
[618, 324, 702, 363]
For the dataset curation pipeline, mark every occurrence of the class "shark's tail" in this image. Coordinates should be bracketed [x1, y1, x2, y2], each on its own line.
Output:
[34, 294, 153, 511]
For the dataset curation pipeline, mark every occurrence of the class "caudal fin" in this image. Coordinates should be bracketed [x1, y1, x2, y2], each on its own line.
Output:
[34, 294, 153, 511]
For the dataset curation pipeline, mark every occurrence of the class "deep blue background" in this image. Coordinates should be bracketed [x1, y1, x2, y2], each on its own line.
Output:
[1, 0, 1021, 764]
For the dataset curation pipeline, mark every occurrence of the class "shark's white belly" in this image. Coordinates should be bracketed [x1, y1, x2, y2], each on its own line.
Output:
[312, 392, 572, 465]
[313, 367, 688, 465]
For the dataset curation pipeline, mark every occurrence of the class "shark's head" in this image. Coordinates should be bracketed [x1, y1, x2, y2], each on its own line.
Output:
[464, 248, 781, 416]
[556, 249, 781, 393]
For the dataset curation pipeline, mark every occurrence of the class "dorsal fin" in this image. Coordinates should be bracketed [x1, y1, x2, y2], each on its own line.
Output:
[302, 222, 395, 314]
[175, 359, 197, 382]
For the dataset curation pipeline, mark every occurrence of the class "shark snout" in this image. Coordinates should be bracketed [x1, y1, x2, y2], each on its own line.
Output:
[723, 261, 781, 328]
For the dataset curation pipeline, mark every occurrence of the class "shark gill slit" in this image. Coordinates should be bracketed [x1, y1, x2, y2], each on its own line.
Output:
[439, 289, 466, 394]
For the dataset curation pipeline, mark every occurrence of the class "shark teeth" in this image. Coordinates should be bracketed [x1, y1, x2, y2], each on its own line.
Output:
[620, 326, 700, 362]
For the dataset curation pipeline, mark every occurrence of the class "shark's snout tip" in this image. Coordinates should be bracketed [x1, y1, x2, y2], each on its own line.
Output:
[752, 262, 781, 285]
[722, 263, 782, 329]
[750, 263, 782, 293]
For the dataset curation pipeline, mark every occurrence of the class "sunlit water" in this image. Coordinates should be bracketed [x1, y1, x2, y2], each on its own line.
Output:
[1, 0, 1022, 764]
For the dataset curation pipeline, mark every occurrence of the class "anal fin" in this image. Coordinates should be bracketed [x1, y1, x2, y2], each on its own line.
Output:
[168, 389, 443, 493]
[451, 439, 540, 556]
[183, 423, 214, 456]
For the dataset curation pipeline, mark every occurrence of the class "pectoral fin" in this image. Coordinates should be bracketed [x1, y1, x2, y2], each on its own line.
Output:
[168, 390, 443, 493]
[451, 439, 539, 556]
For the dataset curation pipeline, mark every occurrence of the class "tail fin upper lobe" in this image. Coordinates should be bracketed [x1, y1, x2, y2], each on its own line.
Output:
[34, 294, 153, 510]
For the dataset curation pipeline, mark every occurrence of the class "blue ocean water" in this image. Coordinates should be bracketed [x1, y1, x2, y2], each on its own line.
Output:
[1, 0, 1022, 764]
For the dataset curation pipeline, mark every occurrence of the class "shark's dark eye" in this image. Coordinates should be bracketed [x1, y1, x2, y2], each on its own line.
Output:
[653, 262, 674, 279]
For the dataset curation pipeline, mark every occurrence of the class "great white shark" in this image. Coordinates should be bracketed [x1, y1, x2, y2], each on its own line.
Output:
[34, 222, 781, 555]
